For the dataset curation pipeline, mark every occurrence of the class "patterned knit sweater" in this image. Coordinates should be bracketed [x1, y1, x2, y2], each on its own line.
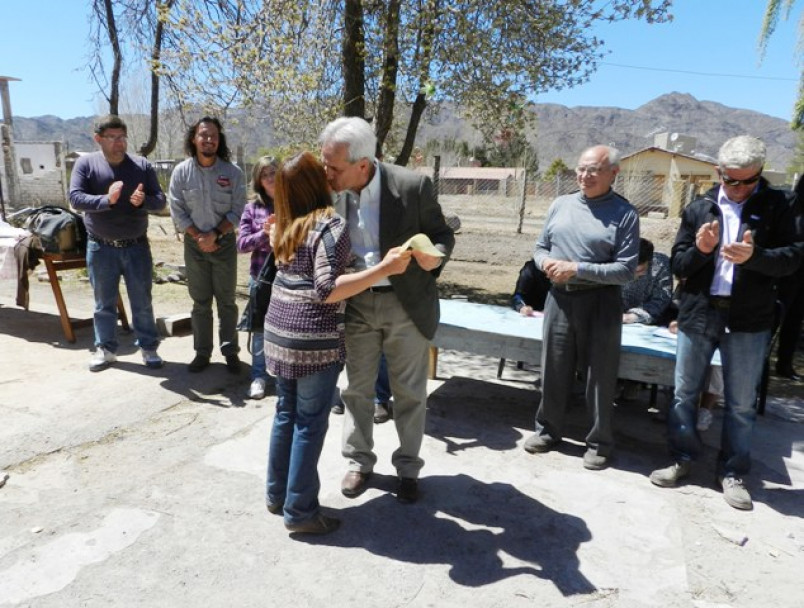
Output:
[264, 214, 350, 379]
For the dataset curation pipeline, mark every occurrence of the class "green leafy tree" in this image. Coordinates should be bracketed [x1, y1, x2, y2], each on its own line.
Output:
[484, 129, 538, 173]
[759, 1, 804, 128]
[542, 158, 570, 182]
[88, 1, 673, 162]
[786, 129, 804, 179]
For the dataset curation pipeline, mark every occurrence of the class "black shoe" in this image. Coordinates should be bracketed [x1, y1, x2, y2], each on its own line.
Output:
[397, 477, 419, 504]
[373, 402, 391, 424]
[775, 366, 802, 382]
[188, 354, 210, 373]
[225, 354, 241, 374]
[331, 401, 345, 415]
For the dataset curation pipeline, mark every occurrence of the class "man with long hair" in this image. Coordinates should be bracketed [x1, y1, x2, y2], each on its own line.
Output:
[169, 117, 246, 373]
[320, 117, 455, 504]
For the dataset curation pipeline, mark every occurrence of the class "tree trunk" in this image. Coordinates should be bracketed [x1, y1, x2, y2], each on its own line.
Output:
[102, 0, 122, 115]
[396, 92, 427, 167]
[139, 1, 173, 157]
[342, 0, 365, 118]
[374, 0, 400, 158]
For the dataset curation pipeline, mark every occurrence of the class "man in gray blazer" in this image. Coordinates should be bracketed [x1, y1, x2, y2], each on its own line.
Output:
[320, 117, 455, 503]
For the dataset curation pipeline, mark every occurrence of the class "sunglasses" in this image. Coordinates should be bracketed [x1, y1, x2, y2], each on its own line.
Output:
[719, 170, 762, 187]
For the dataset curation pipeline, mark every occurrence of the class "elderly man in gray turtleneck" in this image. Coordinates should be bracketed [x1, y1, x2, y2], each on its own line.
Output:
[523, 145, 639, 471]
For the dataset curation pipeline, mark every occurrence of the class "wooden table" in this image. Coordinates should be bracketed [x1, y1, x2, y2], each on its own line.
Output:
[42, 252, 130, 343]
[429, 299, 720, 388]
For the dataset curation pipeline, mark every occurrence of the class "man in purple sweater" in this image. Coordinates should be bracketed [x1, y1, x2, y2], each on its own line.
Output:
[69, 115, 166, 371]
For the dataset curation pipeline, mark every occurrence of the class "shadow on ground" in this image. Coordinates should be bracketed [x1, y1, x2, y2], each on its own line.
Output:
[299, 473, 597, 596]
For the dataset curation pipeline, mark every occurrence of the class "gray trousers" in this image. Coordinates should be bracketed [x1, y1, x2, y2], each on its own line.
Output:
[535, 285, 621, 456]
[183, 233, 239, 357]
[341, 291, 430, 479]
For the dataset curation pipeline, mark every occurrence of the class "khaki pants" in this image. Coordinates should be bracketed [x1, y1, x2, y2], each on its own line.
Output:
[341, 290, 430, 479]
[183, 233, 239, 357]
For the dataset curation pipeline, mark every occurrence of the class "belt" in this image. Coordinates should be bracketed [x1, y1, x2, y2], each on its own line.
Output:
[89, 234, 148, 248]
[551, 282, 607, 293]
[368, 285, 394, 293]
[709, 296, 731, 309]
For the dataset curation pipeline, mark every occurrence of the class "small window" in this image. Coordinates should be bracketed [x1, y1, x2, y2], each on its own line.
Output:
[20, 158, 33, 174]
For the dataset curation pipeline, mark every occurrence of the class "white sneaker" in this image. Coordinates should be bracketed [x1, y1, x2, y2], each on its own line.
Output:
[89, 347, 116, 372]
[696, 408, 713, 431]
[720, 476, 753, 510]
[141, 349, 163, 369]
[248, 378, 267, 400]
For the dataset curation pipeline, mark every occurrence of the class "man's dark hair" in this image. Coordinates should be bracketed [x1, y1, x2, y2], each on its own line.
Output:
[638, 238, 655, 265]
[184, 116, 231, 162]
[94, 114, 127, 135]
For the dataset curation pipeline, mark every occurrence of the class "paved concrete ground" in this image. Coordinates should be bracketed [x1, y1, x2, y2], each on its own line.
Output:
[1, 284, 803, 607]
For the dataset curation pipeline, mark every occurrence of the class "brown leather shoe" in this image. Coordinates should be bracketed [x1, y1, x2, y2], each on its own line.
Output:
[266, 500, 284, 515]
[285, 513, 341, 535]
[341, 471, 371, 497]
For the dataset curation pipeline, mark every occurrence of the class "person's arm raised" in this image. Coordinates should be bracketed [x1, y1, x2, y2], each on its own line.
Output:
[325, 248, 411, 303]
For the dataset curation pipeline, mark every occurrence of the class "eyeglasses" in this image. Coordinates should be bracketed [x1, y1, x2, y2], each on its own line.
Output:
[575, 165, 607, 176]
[719, 170, 762, 187]
[102, 135, 127, 143]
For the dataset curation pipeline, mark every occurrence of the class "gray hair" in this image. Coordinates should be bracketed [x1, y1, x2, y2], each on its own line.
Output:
[580, 144, 621, 168]
[718, 135, 766, 170]
[606, 146, 621, 168]
[319, 117, 377, 162]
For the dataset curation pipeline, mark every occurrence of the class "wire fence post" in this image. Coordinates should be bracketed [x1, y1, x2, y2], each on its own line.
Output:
[433, 155, 441, 204]
[517, 168, 527, 234]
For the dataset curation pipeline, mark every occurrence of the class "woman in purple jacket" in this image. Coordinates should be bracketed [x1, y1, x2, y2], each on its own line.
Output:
[237, 156, 278, 399]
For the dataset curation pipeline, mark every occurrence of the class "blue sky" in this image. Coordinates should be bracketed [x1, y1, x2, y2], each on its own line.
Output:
[0, 1, 801, 121]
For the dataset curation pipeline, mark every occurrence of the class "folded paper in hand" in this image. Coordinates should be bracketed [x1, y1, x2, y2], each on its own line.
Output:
[399, 233, 444, 257]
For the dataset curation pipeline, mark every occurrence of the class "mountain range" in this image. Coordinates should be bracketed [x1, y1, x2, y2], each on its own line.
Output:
[8, 92, 797, 171]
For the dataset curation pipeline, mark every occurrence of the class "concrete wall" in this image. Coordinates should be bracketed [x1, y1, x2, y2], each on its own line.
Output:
[1, 141, 67, 211]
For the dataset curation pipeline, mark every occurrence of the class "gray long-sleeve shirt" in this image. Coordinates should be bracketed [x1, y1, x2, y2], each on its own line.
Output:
[168, 157, 246, 233]
[534, 189, 640, 287]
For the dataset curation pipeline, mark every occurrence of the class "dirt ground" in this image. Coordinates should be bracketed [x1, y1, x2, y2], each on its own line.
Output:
[50, 210, 802, 401]
[2, 206, 803, 607]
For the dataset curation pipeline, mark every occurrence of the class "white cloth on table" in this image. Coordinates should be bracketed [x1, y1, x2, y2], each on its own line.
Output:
[0, 220, 32, 280]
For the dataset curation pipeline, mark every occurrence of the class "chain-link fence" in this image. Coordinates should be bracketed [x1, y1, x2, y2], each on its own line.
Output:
[427, 162, 712, 231]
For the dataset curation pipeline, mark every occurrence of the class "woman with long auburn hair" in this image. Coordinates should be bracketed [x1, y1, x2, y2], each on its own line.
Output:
[263, 151, 410, 535]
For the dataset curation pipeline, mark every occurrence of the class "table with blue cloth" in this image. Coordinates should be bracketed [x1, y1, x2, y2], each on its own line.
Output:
[429, 299, 721, 391]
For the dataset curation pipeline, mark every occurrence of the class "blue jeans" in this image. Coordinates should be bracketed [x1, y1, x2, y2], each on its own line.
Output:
[374, 353, 391, 404]
[86, 239, 159, 352]
[248, 278, 268, 381]
[669, 307, 770, 478]
[266, 363, 342, 525]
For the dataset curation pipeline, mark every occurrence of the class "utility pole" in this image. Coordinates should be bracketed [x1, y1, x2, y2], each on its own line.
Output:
[0, 76, 21, 218]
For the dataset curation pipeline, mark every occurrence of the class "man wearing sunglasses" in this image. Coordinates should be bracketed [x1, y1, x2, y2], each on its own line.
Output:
[650, 135, 803, 510]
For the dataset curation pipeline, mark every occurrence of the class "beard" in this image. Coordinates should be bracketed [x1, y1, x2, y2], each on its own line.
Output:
[200, 148, 217, 159]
